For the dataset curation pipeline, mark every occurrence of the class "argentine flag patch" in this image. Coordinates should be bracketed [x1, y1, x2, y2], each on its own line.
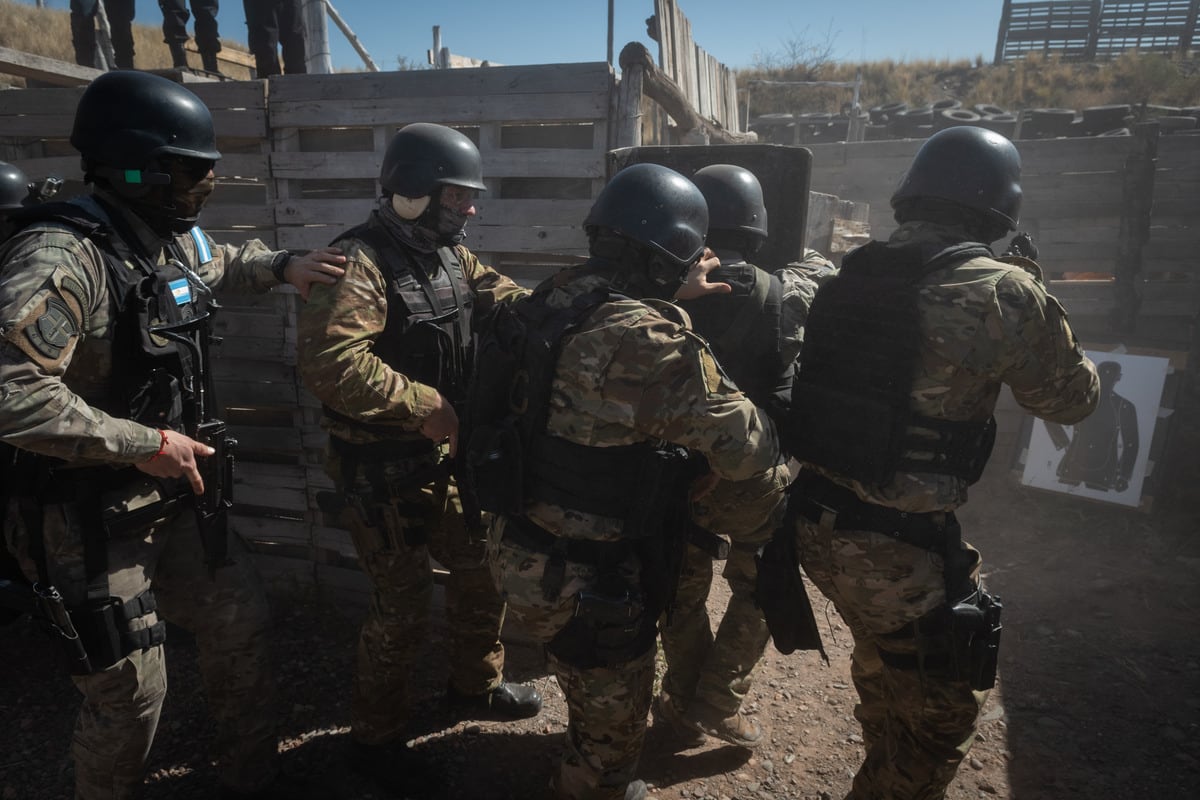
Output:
[169, 278, 192, 305]
[189, 227, 213, 264]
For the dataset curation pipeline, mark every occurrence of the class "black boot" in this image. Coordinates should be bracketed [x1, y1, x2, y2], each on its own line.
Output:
[201, 50, 222, 74]
[346, 739, 442, 799]
[168, 41, 188, 68]
[446, 680, 543, 720]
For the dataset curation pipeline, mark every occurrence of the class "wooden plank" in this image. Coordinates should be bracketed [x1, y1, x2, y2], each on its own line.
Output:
[265, 64, 612, 106]
[270, 148, 603, 181]
[187, 81, 268, 110]
[268, 92, 609, 129]
[195, 203, 274, 229]
[0, 45, 102, 87]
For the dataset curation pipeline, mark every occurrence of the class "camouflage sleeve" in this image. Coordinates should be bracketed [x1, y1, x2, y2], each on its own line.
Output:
[175, 229, 281, 294]
[295, 244, 438, 428]
[0, 231, 160, 462]
[994, 270, 1099, 424]
[774, 265, 821, 367]
[458, 246, 530, 314]
[599, 305, 782, 481]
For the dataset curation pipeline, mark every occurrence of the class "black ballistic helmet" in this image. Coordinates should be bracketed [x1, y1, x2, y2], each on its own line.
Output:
[0, 161, 32, 211]
[691, 164, 768, 240]
[70, 71, 222, 169]
[891, 126, 1022, 230]
[380, 123, 487, 198]
[584, 163, 708, 268]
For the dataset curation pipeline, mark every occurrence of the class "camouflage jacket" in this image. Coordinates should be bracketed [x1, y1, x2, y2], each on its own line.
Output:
[296, 226, 527, 444]
[523, 265, 787, 542]
[775, 247, 838, 368]
[0, 191, 286, 465]
[805, 221, 1099, 512]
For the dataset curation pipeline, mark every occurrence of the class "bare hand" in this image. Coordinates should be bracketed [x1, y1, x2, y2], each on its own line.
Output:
[420, 393, 460, 457]
[674, 248, 732, 301]
[283, 246, 347, 300]
[135, 431, 214, 495]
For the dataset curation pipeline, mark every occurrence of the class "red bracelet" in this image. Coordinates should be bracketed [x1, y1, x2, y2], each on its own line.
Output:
[146, 429, 169, 462]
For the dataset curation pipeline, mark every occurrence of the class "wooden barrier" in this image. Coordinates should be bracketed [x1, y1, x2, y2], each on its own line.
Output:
[2, 67, 1197, 599]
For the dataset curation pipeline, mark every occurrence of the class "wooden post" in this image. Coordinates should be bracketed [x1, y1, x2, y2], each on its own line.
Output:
[324, 0, 379, 72]
[1182, 0, 1199, 56]
[1113, 121, 1159, 335]
[994, 0, 1012, 65]
[1085, 0, 1103, 61]
[94, 0, 116, 71]
[615, 59, 644, 150]
[618, 42, 755, 144]
[305, 0, 333, 74]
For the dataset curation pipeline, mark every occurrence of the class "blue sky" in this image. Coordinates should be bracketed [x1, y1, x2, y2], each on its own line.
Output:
[37, 1, 1002, 70]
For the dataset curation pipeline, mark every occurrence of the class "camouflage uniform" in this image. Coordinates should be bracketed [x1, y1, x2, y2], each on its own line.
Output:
[0, 191, 292, 799]
[661, 249, 836, 721]
[296, 211, 527, 746]
[488, 266, 789, 799]
[790, 221, 1099, 800]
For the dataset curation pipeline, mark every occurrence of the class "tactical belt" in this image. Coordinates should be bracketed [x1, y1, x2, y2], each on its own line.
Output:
[502, 514, 632, 569]
[788, 472, 957, 554]
[328, 434, 437, 463]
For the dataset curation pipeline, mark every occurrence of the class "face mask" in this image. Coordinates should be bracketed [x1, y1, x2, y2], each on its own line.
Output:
[133, 157, 216, 237]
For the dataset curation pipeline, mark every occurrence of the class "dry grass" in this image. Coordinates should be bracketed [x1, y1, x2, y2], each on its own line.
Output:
[739, 50, 1200, 116]
[0, 0, 254, 85]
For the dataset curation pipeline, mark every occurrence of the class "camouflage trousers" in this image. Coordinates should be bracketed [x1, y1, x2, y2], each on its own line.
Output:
[659, 542, 768, 716]
[4, 483, 278, 799]
[793, 516, 988, 800]
[659, 471, 787, 714]
[487, 516, 654, 800]
[336, 457, 505, 746]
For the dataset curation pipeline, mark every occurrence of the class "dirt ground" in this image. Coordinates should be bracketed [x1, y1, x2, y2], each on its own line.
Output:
[3, 404, 1199, 800]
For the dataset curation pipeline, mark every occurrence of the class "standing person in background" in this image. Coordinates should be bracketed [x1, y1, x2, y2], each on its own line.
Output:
[243, 0, 307, 77]
[160, 0, 223, 73]
[70, 0, 137, 69]
[657, 163, 835, 750]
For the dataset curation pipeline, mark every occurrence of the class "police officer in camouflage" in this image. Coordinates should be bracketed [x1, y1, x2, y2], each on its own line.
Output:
[0, 71, 345, 800]
[784, 126, 1099, 800]
[479, 163, 790, 800]
[656, 164, 836, 749]
[295, 122, 542, 796]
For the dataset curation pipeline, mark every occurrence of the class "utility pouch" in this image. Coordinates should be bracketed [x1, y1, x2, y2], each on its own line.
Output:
[546, 583, 651, 668]
[950, 591, 1003, 691]
[465, 417, 525, 515]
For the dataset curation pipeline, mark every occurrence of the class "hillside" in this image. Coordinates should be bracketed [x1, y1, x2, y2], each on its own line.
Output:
[0, 0, 255, 83]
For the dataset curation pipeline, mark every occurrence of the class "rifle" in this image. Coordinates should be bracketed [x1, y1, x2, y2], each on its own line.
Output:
[194, 420, 237, 576]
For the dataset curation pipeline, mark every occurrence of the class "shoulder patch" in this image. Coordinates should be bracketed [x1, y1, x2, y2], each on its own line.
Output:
[26, 296, 78, 360]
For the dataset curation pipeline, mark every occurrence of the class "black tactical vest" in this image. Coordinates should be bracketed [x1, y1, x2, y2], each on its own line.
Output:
[464, 280, 692, 536]
[787, 241, 997, 487]
[677, 261, 785, 409]
[328, 215, 473, 428]
[8, 201, 215, 435]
